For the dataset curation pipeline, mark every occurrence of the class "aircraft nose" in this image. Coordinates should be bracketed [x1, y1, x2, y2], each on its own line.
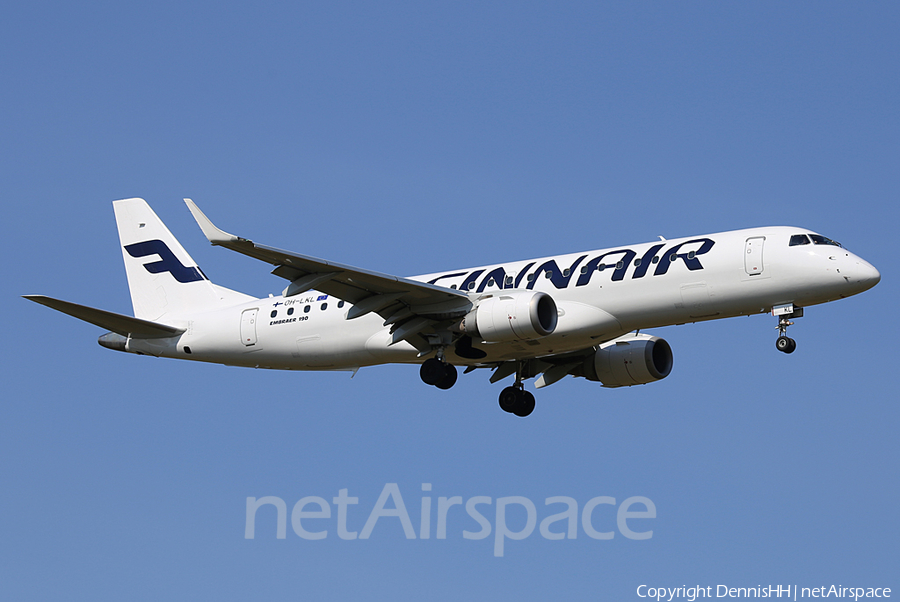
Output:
[864, 262, 881, 286]
[854, 258, 880, 291]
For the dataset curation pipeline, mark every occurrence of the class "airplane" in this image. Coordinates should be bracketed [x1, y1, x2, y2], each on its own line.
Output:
[24, 198, 880, 417]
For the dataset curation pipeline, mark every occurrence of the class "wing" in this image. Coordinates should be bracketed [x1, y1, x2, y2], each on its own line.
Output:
[184, 199, 472, 351]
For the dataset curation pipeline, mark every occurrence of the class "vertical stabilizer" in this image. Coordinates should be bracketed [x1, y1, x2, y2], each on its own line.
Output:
[114, 198, 248, 320]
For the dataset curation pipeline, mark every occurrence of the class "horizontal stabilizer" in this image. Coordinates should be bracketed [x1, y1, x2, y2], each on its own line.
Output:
[23, 295, 185, 339]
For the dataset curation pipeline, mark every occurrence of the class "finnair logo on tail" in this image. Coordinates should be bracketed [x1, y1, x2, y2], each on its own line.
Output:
[124, 240, 206, 283]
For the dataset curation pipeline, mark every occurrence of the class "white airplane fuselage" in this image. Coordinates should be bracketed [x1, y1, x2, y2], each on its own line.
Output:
[124, 226, 879, 371]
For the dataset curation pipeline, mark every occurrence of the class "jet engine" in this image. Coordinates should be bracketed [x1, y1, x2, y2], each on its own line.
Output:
[584, 333, 673, 387]
[458, 291, 558, 343]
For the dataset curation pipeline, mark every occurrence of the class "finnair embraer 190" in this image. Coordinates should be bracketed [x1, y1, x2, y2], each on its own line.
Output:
[25, 198, 880, 417]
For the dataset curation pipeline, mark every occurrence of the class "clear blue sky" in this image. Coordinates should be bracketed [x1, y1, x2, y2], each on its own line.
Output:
[2, 2, 897, 599]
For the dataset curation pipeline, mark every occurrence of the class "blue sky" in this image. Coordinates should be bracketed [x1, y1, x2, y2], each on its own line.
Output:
[2, 2, 897, 599]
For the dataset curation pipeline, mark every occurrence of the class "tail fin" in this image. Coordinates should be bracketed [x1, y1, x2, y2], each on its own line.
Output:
[114, 198, 250, 320]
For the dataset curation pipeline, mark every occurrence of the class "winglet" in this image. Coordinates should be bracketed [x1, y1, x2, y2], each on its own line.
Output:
[184, 198, 240, 244]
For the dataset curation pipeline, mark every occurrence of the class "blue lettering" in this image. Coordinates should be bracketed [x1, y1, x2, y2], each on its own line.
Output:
[654, 238, 715, 275]
[427, 239, 715, 293]
[514, 262, 535, 288]
[459, 270, 485, 292]
[527, 256, 587, 290]
[576, 249, 636, 285]
[476, 267, 506, 292]
[632, 243, 666, 279]
[427, 271, 467, 286]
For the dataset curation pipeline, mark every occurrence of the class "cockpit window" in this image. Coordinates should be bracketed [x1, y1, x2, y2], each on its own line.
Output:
[789, 234, 811, 246]
[809, 234, 842, 248]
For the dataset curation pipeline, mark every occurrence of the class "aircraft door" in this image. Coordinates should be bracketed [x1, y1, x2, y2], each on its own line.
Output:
[744, 237, 765, 276]
[240, 308, 258, 346]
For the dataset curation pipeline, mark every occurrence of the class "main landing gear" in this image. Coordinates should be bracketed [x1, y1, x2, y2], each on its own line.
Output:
[498, 362, 535, 417]
[420, 353, 536, 418]
[420, 357, 458, 390]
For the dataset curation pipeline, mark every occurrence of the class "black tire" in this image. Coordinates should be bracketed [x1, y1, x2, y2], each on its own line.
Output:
[785, 337, 797, 354]
[499, 386, 520, 413]
[420, 358, 446, 385]
[513, 391, 535, 417]
[776, 336, 791, 353]
[435, 364, 458, 390]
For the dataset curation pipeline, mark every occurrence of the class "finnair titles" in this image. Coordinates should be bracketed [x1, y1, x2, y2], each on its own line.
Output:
[24, 198, 880, 417]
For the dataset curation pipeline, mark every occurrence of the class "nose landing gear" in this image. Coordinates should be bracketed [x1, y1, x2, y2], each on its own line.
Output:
[774, 305, 803, 354]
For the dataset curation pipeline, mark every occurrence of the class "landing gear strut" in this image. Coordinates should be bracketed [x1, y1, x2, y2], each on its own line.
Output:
[420, 357, 458, 389]
[498, 363, 535, 417]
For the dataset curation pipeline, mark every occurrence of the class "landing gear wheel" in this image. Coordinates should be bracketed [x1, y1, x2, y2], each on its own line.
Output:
[498, 387, 535, 417]
[512, 391, 535, 417]
[435, 364, 458, 390]
[776, 336, 796, 354]
[421, 358, 458, 389]
[499, 386, 520, 413]
[420, 358, 447, 386]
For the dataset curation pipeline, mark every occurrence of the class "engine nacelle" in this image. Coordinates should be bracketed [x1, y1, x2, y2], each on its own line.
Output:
[584, 333, 673, 387]
[459, 291, 558, 343]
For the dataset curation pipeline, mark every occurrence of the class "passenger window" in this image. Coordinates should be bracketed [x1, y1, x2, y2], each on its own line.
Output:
[789, 234, 811, 246]
[287, 307, 294, 316]
[563, 269, 570, 277]
[270, 310, 277, 318]
[304, 305, 310, 313]
[337, 301, 345, 308]
[505, 276, 513, 286]
[321, 303, 327, 311]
